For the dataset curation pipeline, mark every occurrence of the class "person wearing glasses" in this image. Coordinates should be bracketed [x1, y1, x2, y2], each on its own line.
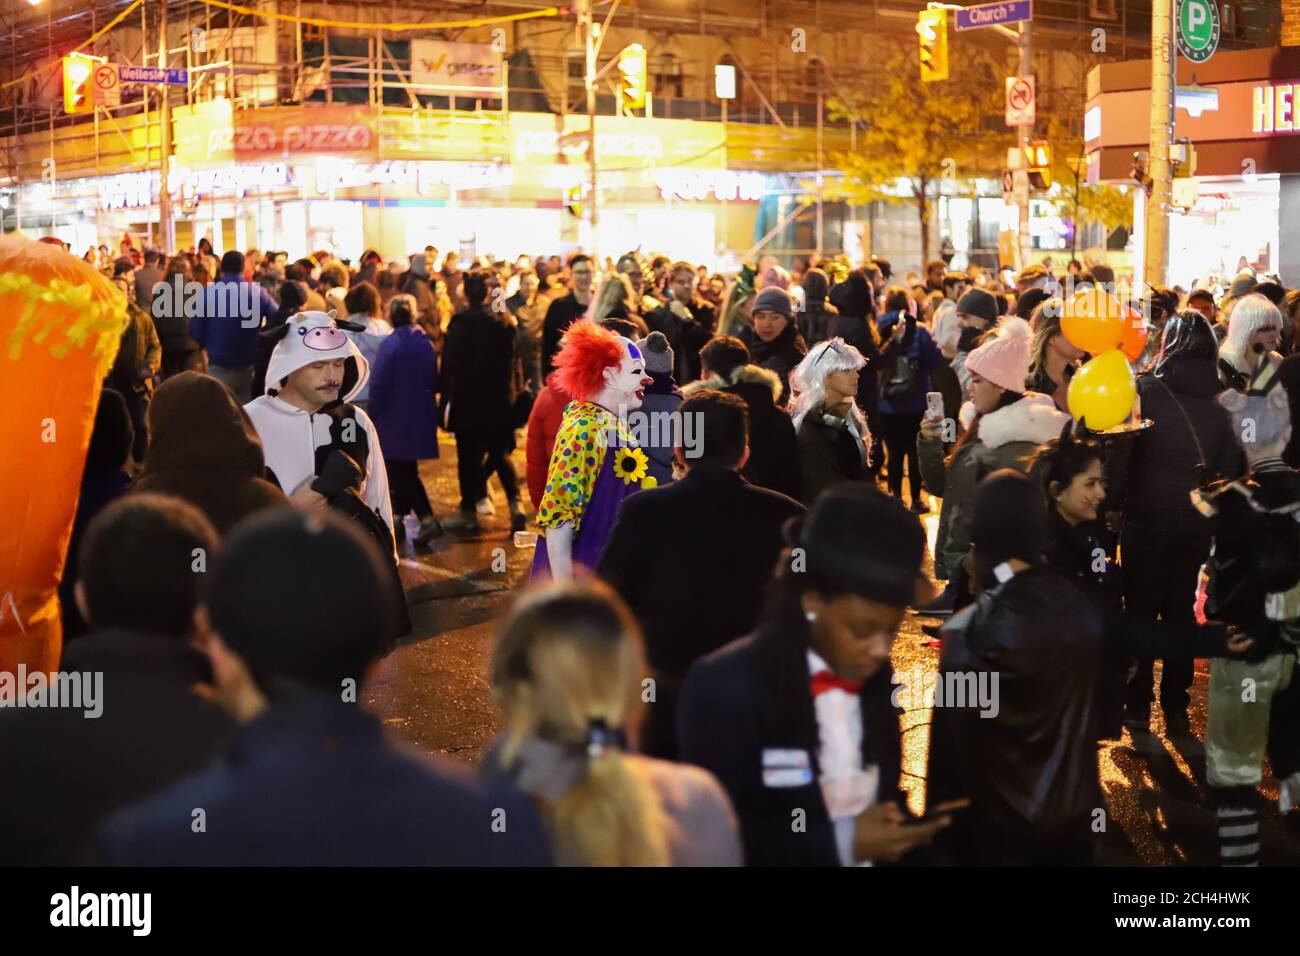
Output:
[1218, 293, 1286, 393]
[788, 338, 871, 506]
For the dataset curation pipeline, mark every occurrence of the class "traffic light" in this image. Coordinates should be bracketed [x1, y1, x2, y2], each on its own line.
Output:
[1025, 141, 1052, 189]
[62, 55, 93, 115]
[917, 9, 948, 83]
[618, 44, 647, 112]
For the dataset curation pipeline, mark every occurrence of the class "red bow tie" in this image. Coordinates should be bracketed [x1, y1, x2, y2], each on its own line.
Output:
[810, 670, 863, 697]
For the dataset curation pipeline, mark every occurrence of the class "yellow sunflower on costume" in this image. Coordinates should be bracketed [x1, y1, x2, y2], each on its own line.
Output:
[614, 447, 651, 486]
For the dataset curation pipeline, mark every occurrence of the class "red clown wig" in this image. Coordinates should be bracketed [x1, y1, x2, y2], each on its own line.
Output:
[553, 320, 624, 402]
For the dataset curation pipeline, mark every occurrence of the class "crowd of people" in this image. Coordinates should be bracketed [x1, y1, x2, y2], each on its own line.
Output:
[7, 233, 1300, 868]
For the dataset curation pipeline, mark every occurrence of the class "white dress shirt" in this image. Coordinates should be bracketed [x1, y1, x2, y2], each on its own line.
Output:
[807, 649, 879, 866]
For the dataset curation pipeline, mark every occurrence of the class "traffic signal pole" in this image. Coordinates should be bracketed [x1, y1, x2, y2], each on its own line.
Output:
[1016, 20, 1031, 271]
[159, 0, 175, 253]
[1145, 0, 1175, 289]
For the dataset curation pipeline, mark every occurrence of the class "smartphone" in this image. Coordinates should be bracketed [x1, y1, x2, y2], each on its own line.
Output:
[925, 391, 944, 421]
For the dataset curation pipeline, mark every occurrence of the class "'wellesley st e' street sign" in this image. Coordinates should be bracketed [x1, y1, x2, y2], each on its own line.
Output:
[955, 0, 1033, 32]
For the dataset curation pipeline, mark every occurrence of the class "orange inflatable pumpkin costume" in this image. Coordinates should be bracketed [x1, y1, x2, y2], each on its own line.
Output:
[0, 233, 129, 675]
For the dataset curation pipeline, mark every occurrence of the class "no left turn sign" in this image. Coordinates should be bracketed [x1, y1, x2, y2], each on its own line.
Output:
[1005, 75, 1035, 127]
[93, 63, 121, 107]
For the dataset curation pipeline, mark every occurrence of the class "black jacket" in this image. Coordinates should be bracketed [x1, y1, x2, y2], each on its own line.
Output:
[1276, 353, 1300, 468]
[0, 630, 232, 865]
[88, 691, 552, 866]
[540, 292, 587, 377]
[1106, 357, 1243, 524]
[796, 408, 867, 506]
[927, 568, 1105, 864]
[678, 603, 904, 867]
[646, 297, 716, 385]
[440, 306, 518, 433]
[826, 311, 881, 414]
[597, 467, 803, 759]
[739, 322, 807, 407]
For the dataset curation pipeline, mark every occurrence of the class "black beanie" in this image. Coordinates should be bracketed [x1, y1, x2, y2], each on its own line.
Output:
[971, 469, 1048, 570]
[1015, 286, 1051, 321]
[793, 483, 926, 608]
[208, 508, 394, 693]
[956, 288, 998, 327]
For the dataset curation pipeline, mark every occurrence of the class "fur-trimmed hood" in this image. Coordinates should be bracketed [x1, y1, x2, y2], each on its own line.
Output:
[682, 363, 782, 403]
[959, 391, 1071, 450]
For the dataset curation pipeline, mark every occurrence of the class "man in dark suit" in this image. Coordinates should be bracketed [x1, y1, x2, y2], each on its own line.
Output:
[677, 485, 957, 866]
[440, 269, 526, 531]
[90, 509, 551, 866]
[597, 390, 803, 759]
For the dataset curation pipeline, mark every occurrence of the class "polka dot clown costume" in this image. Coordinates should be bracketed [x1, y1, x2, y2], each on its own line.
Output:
[531, 321, 655, 580]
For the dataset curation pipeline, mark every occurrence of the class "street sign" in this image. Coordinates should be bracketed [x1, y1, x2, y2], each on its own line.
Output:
[93, 63, 120, 108]
[1005, 74, 1036, 127]
[1177, 0, 1220, 63]
[955, 0, 1033, 32]
[118, 65, 189, 86]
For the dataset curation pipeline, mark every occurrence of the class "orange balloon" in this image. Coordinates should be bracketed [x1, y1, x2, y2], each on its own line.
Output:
[0, 234, 128, 675]
[1118, 305, 1149, 361]
[1060, 288, 1127, 354]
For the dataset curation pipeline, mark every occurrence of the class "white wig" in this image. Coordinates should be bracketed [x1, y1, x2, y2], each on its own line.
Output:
[1221, 293, 1283, 373]
[789, 337, 869, 437]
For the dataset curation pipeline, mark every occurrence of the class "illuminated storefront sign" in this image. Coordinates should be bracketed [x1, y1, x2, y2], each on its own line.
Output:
[410, 40, 503, 90]
[654, 169, 765, 202]
[1252, 83, 1300, 133]
[99, 162, 294, 209]
[310, 159, 514, 195]
[515, 130, 664, 162]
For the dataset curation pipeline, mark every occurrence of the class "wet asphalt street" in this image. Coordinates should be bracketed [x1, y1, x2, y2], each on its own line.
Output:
[367, 433, 1300, 865]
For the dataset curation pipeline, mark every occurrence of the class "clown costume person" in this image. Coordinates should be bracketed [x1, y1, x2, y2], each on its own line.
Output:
[532, 322, 656, 580]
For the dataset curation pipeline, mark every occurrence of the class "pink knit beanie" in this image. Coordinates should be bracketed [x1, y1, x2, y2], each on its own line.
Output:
[965, 316, 1032, 393]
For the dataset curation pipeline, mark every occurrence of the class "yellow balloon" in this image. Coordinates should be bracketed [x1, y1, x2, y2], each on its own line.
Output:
[1067, 348, 1136, 431]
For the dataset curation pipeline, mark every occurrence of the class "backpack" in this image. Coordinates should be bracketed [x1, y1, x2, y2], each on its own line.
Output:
[883, 354, 918, 399]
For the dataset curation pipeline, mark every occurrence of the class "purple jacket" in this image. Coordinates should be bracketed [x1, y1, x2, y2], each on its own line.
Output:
[368, 326, 440, 461]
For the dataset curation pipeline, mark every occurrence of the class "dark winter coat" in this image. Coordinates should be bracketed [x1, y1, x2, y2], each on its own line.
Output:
[132, 371, 287, 534]
[927, 567, 1106, 864]
[875, 312, 946, 417]
[826, 310, 881, 414]
[541, 291, 587, 377]
[646, 298, 716, 385]
[739, 322, 808, 407]
[1106, 357, 1243, 525]
[88, 691, 552, 866]
[368, 325, 440, 461]
[0, 629, 232, 865]
[796, 406, 868, 506]
[440, 306, 518, 433]
[683, 365, 802, 500]
[597, 467, 803, 759]
[678, 601, 904, 867]
[633, 370, 683, 485]
[918, 393, 1071, 581]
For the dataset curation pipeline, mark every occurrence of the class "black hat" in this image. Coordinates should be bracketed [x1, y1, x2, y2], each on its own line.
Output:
[956, 288, 999, 326]
[793, 484, 927, 608]
[1015, 286, 1051, 321]
[971, 469, 1047, 569]
[208, 508, 395, 693]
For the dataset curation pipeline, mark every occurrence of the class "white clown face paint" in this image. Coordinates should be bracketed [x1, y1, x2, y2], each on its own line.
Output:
[604, 338, 654, 411]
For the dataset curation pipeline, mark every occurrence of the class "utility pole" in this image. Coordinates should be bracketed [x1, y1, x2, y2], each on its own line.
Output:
[159, 0, 175, 252]
[1016, 20, 1031, 272]
[580, 0, 599, 261]
[1145, 0, 1175, 289]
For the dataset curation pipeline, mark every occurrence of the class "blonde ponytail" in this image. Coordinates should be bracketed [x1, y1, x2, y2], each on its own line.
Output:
[492, 581, 674, 867]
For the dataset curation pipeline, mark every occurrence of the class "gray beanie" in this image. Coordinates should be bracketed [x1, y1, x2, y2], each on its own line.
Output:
[637, 331, 674, 374]
[752, 286, 794, 321]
